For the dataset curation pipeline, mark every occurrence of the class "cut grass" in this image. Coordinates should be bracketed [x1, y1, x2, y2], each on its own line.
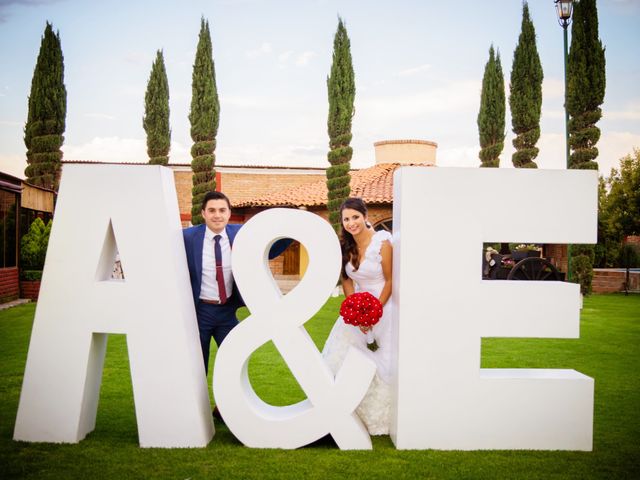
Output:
[1, 294, 638, 479]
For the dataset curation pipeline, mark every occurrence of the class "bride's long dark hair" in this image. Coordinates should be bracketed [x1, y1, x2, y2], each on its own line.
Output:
[339, 197, 371, 279]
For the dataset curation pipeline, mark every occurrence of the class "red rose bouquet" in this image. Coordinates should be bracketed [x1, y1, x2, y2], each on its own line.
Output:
[340, 292, 383, 351]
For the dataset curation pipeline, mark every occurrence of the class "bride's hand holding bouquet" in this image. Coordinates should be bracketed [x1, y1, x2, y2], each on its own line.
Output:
[340, 292, 383, 351]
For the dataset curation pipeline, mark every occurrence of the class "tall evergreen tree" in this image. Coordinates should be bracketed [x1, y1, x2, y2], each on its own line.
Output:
[566, 0, 606, 293]
[567, 0, 606, 170]
[189, 18, 220, 225]
[143, 50, 171, 165]
[509, 2, 543, 169]
[326, 17, 355, 232]
[477, 45, 505, 168]
[24, 22, 66, 190]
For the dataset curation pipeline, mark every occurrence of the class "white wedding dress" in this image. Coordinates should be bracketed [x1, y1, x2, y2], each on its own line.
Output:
[322, 230, 393, 435]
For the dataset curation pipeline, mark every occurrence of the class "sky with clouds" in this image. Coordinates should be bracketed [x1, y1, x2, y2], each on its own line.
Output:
[0, 0, 638, 179]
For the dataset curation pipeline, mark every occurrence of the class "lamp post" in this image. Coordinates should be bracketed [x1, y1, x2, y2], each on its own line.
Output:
[555, 0, 576, 168]
[555, 0, 578, 280]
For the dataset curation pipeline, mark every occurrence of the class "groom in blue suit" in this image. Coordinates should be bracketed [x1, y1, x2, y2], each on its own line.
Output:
[183, 191, 288, 375]
[183, 191, 242, 374]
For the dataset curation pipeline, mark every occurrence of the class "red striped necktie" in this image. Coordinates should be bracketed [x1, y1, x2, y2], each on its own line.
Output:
[213, 235, 227, 304]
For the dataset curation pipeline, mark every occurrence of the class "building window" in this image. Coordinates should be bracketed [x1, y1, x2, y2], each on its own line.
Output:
[0, 189, 18, 268]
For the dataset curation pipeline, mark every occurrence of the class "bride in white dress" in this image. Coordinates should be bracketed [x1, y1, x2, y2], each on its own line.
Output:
[322, 198, 393, 435]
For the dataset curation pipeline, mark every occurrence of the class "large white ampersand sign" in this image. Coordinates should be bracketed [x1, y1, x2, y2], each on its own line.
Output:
[213, 208, 377, 450]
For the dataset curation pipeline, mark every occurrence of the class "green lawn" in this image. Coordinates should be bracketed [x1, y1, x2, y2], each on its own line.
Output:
[1, 294, 638, 479]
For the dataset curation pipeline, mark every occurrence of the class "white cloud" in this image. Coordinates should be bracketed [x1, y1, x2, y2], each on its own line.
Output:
[0, 119, 21, 127]
[529, 131, 640, 174]
[246, 42, 273, 59]
[542, 108, 565, 120]
[295, 51, 316, 67]
[62, 136, 147, 163]
[278, 50, 293, 64]
[217, 142, 326, 168]
[84, 112, 116, 121]
[597, 131, 640, 175]
[358, 80, 480, 122]
[0, 153, 25, 178]
[290, 145, 325, 157]
[542, 77, 565, 100]
[429, 133, 566, 170]
[437, 145, 480, 168]
[169, 141, 190, 164]
[221, 94, 277, 109]
[525, 132, 566, 170]
[124, 51, 150, 65]
[464, 130, 640, 174]
[395, 64, 431, 77]
[605, 100, 640, 121]
[61, 136, 192, 164]
[274, 50, 315, 68]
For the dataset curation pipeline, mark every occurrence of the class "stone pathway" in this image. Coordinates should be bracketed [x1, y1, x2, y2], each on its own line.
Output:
[0, 298, 31, 311]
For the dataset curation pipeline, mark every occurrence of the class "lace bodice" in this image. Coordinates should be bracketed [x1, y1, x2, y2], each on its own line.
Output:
[345, 230, 392, 298]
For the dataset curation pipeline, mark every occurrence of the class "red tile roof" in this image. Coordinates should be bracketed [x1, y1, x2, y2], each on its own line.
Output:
[235, 163, 433, 208]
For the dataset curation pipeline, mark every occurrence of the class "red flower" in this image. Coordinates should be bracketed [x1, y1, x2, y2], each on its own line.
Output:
[340, 292, 383, 328]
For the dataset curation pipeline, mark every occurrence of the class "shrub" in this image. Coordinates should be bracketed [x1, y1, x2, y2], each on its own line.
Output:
[20, 218, 52, 274]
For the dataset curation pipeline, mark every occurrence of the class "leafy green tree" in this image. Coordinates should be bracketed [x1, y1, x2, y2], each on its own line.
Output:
[189, 18, 220, 225]
[20, 218, 52, 280]
[478, 45, 505, 168]
[594, 176, 620, 267]
[326, 17, 355, 232]
[509, 2, 543, 169]
[605, 149, 640, 239]
[24, 22, 67, 190]
[143, 50, 171, 165]
[595, 150, 640, 270]
[567, 0, 606, 170]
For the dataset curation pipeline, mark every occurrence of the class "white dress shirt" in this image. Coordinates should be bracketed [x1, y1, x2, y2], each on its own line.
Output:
[200, 227, 233, 302]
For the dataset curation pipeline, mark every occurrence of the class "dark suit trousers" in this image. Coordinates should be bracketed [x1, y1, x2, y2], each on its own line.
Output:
[196, 301, 239, 374]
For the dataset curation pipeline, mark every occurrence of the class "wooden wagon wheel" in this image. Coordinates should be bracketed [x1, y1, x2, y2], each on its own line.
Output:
[507, 257, 563, 281]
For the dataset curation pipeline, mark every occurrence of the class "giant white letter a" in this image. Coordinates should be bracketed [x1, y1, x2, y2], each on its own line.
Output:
[13, 165, 213, 448]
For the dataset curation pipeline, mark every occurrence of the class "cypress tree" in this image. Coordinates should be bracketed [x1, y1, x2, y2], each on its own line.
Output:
[509, 2, 543, 169]
[24, 22, 66, 190]
[189, 18, 220, 225]
[326, 18, 355, 232]
[477, 45, 505, 168]
[567, 0, 606, 170]
[143, 50, 171, 165]
[566, 0, 606, 293]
